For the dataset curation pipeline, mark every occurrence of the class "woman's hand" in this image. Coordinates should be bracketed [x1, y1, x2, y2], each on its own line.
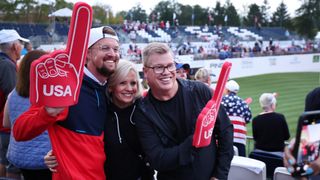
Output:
[308, 156, 320, 176]
[44, 150, 58, 172]
[283, 138, 320, 178]
[283, 139, 296, 174]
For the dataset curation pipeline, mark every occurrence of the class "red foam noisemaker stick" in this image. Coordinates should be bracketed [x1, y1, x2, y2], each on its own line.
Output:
[193, 62, 232, 148]
[30, 2, 92, 107]
[245, 97, 253, 105]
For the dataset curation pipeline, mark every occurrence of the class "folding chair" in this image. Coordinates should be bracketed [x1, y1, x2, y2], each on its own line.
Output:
[228, 156, 266, 180]
[249, 151, 284, 179]
[273, 167, 294, 180]
[234, 145, 239, 156]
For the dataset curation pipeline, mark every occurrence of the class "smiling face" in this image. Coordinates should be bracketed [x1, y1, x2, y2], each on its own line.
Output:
[110, 70, 138, 108]
[87, 38, 120, 81]
[143, 52, 178, 100]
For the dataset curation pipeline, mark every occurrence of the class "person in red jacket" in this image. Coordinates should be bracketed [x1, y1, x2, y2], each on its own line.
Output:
[13, 26, 120, 180]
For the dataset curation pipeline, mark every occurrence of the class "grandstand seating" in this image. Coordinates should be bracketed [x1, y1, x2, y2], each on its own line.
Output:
[0, 22, 298, 44]
[54, 23, 69, 36]
[184, 26, 219, 41]
[227, 27, 263, 40]
[0, 22, 49, 38]
[247, 27, 291, 41]
[136, 28, 171, 42]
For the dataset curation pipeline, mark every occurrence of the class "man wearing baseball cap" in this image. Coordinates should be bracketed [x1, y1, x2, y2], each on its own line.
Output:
[0, 29, 29, 178]
[175, 62, 190, 79]
[221, 80, 252, 157]
[14, 26, 120, 179]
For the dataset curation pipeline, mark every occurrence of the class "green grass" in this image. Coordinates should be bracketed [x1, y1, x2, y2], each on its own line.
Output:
[232, 72, 319, 154]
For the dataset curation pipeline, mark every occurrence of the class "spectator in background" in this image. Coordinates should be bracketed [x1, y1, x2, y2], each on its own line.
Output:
[159, 21, 165, 29]
[198, 46, 207, 59]
[194, 67, 214, 90]
[134, 45, 142, 60]
[3, 50, 52, 180]
[135, 42, 233, 180]
[175, 62, 190, 80]
[284, 87, 320, 178]
[20, 42, 33, 56]
[0, 29, 29, 179]
[222, 80, 252, 157]
[253, 42, 261, 53]
[165, 21, 170, 30]
[252, 93, 290, 157]
[218, 49, 229, 60]
[127, 44, 134, 56]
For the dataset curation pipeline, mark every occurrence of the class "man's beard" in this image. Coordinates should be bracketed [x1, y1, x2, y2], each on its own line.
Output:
[97, 66, 114, 77]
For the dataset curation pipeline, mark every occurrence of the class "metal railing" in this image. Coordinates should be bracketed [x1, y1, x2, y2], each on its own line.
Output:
[246, 136, 289, 157]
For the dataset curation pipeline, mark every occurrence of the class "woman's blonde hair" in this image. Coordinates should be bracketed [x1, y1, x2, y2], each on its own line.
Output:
[195, 67, 211, 83]
[108, 59, 142, 99]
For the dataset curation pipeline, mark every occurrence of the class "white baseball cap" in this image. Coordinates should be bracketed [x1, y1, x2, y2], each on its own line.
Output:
[226, 80, 240, 93]
[88, 26, 119, 48]
[0, 29, 30, 44]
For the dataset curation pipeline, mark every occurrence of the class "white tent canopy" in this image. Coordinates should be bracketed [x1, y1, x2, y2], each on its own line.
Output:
[48, 8, 72, 17]
[316, 32, 320, 39]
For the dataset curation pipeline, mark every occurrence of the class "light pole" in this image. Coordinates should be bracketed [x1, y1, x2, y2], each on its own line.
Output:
[192, 7, 194, 26]
[106, 9, 109, 25]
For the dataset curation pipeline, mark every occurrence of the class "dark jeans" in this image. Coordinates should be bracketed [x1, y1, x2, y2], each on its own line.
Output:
[20, 169, 52, 180]
[234, 142, 246, 157]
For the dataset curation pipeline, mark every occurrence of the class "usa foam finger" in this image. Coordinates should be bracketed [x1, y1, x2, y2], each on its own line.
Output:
[44, 59, 58, 77]
[55, 53, 69, 69]
[193, 62, 232, 148]
[37, 63, 49, 79]
[64, 3, 92, 75]
[29, 2, 93, 106]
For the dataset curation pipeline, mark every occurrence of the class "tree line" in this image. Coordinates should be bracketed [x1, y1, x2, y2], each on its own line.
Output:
[0, 0, 319, 39]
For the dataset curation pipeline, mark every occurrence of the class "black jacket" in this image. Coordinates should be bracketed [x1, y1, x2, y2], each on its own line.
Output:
[134, 79, 233, 180]
[104, 101, 154, 180]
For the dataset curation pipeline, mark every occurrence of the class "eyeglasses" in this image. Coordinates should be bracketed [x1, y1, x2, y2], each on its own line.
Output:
[145, 63, 176, 74]
[91, 44, 119, 53]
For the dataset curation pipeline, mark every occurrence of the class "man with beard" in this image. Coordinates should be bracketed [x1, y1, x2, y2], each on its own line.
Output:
[13, 26, 120, 179]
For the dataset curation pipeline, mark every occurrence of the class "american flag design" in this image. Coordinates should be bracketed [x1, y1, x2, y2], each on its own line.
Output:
[221, 92, 252, 145]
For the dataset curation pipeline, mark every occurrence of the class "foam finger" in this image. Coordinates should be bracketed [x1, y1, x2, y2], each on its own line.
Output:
[44, 59, 58, 77]
[65, 3, 92, 74]
[36, 63, 49, 79]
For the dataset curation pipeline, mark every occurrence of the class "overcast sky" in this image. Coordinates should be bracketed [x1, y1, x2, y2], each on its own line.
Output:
[64, 0, 302, 17]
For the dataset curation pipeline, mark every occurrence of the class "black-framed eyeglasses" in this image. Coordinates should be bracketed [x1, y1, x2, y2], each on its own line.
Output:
[145, 63, 176, 74]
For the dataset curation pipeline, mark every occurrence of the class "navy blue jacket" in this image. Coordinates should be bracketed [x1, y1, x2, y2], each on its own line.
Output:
[57, 75, 107, 135]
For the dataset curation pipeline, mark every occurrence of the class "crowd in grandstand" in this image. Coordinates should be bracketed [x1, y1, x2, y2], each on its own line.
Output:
[2, 17, 320, 67]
